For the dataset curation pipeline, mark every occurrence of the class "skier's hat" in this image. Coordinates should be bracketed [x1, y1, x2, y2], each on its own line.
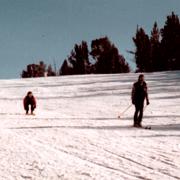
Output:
[27, 91, 32, 95]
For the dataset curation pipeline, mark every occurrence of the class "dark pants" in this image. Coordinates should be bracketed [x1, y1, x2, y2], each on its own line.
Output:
[25, 104, 35, 114]
[134, 103, 144, 126]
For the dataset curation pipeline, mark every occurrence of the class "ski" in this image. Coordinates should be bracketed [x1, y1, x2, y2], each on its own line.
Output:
[144, 126, 151, 130]
[25, 113, 36, 116]
[133, 126, 151, 129]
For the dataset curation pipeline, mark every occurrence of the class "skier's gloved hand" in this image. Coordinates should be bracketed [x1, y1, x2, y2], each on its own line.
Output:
[147, 100, 150, 105]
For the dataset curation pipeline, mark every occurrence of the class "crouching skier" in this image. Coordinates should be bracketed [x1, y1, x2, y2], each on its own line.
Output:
[131, 74, 149, 127]
[23, 91, 36, 115]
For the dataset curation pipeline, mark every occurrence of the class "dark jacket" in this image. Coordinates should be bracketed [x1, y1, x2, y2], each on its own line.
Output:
[131, 81, 149, 105]
[23, 96, 36, 109]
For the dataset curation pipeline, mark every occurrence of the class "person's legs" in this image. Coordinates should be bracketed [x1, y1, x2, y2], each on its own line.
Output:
[137, 103, 144, 127]
[134, 105, 140, 126]
[25, 105, 29, 114]
[30, 104, 35, 114]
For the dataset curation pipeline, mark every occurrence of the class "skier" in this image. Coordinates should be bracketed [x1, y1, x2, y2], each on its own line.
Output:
[131, 74, 149, 127]
[23, 91, 36, 115]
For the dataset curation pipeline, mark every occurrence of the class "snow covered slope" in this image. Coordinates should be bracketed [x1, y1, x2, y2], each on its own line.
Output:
[0, 71, 180, 180]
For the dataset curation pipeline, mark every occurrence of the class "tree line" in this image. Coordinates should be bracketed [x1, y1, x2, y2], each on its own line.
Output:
[21, 37, 130, 78]
[60, 37, 130, 75]
[21, 12, 180, 78]
[133, 12, 180, 72]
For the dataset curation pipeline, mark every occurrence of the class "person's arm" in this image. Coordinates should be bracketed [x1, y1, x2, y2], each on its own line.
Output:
[23, 97, 26, 109]
[131, 84, 135, 104]
[33, 97, 37, 108]
[145, 83, 150, 105]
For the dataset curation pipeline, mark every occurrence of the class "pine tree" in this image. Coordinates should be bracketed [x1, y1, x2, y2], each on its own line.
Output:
[38, 61, 46, 77]
[47, 65, 56, 76]
[21, 61, 56, 78]
[161, 12, 180, 70]
[133, 27, 151, 72]
[90, 37, 130, 73]
[21, 70, 29, 78]
[59, 60, 73, 75]
[150, 22, 162, 71]
[60, 41, 90, 75]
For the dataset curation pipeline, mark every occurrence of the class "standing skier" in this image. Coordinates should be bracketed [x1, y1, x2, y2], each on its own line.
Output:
[23, 91, 36, 115]
[131, 74, 149, 127]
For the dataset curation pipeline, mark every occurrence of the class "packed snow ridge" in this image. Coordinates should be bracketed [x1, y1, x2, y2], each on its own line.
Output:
[0, 71, 180, 180]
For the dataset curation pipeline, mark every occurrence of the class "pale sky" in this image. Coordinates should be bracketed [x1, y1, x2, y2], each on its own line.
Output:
[0, 0, 180, 79]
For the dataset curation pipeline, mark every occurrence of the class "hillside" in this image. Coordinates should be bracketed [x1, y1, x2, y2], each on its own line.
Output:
[0, 71, 180, 180]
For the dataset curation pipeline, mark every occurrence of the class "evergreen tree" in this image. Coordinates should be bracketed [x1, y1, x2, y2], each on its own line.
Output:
[133, 27, 151, 72]
[161, 12, 180, 70]
[21, 61, 56, 78]
[60, 41, 90, 75]
[59, 60, 74, 75]
[47, 65, 56, 76]
[21, 70, 29, 78]
[90, 37, 130, 73]
[150, 22, 162, 71]
[38, 61, 46, 77]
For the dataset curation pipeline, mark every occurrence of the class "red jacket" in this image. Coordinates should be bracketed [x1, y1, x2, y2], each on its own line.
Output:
[23, 96, 36, 109]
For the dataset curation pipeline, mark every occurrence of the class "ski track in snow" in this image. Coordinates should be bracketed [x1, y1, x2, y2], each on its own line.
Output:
[0, 71, 180, 180]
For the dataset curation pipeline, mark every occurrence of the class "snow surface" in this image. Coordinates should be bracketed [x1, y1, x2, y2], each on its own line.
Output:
[0, 71, 180, 180]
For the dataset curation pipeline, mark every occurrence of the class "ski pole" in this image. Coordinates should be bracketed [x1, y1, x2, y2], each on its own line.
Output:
[118, 104, 132, 118]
